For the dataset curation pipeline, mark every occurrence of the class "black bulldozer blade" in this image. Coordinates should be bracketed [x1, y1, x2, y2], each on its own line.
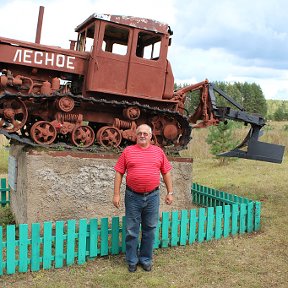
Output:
[219, 126, 285, 164]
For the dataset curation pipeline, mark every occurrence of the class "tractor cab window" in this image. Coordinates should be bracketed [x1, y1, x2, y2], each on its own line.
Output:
[76, 24, 95, 52]
[136, 32, 161, 60]
[102, 24, 129, 56]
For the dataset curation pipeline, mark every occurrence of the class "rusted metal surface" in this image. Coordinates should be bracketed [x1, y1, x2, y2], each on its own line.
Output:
[0, 98, 28, 132]
[75, 14, 171, 34]
[0, 7, 184, 150]
[35, 6, 44, 44]
[0, 38, 88, 75]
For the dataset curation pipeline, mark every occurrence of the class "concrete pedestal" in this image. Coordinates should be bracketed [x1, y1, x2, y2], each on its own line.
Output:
[9, 145, 193, 225]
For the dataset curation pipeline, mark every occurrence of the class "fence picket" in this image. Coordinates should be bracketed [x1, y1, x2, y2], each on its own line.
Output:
[111, 217, 120, 255]
[43, 221, 53, 269]
[209, 188, 213, 206]
[78, 219, 87, 264]
[0, 178, 10, 207]
[255, 202, 261, 231]
[188, 209, 197, 244]
[206, 188, 210, 206]
[171, 211, 179, 246]
[6, 225, 16, 274]
[66, 220, 76, 266]
[206, 207, 214, 241]
[215, 206, 223, 240]
[191, 186, 196, 203]
[203, 186, 208, 206]
[161, 212, 170, 248]
[239, 204, 247, 234]
[31, 223, 41, 272]
[89, 218, 98, 258]
[247, 202, 254, 233]
[223, 205, 231, 238]
[180, 210, 188, 245]
[55, 221, 64, 268]
[1, 178, 7, 207]
[231, 204, 239, 235]
[215, 189, 219, 206]
[212, 188, 216, 206]
[219, 191, 224, 201]
[233, 195, 239, 203]
[19, 224, 29, 272]
[198, 208, 206, 243]
[100, 218, 109, 256]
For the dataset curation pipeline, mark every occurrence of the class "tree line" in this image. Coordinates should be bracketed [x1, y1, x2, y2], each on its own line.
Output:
[266, 100, 288, 121]
[175, 81, 287, 120]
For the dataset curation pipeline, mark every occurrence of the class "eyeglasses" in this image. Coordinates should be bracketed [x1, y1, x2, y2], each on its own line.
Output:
[137, 132, 149, 137]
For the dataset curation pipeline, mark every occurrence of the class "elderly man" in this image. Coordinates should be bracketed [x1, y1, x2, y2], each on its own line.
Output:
[113, 124, 173, 272]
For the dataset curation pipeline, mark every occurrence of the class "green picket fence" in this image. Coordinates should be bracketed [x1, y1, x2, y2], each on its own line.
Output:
[0, 178, 10, 207]
[0, 181, 261, 276]
[192, 183, 255, 206]
[191, 183, 261, 234]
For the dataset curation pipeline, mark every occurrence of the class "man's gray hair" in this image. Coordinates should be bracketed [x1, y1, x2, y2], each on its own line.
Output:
[136, 124, 152, 134]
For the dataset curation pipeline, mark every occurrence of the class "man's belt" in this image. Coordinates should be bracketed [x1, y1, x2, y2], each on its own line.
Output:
[126, 185, 159, 196]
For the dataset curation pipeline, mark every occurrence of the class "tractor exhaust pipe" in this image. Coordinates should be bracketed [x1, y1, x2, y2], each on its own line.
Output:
[35, 6, 44, 44]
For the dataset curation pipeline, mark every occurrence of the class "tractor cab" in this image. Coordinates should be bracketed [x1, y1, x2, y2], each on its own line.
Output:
[74, 14, 175, 100]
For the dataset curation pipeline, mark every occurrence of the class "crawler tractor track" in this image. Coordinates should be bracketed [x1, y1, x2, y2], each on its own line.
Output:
[0, 92, 192, 153]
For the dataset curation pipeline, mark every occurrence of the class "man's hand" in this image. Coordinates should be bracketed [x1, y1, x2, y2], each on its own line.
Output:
[113, 171, 123, 209]
[113, 194, 120, 208]
[165, 194, 173, 205]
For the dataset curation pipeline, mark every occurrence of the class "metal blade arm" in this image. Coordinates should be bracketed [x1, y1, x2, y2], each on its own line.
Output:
[208, 83, 265, 127]
[209, 83, 244, 111]
[175, 80, 265, 129]
[174, 80, 285, 163]
[214, 107, 266, 128]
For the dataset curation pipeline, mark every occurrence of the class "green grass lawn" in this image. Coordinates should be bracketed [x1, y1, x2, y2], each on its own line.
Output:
[0, 148, 9, 175]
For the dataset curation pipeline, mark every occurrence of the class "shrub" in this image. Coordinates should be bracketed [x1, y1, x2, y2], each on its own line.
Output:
[206, 121, 238, 164]
[0, 206, 15, 227]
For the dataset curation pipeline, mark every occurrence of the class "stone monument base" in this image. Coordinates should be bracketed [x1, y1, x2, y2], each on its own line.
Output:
[9, 145, 193, 225]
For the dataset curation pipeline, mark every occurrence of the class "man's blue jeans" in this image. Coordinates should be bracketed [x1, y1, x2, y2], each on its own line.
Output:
[124, 188, 160, 266]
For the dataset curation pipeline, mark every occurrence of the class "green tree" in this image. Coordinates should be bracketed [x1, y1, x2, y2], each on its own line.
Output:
[236, 82, 267, 116]
[206, 121, 237, 164]
[274, 101, 288, 120]
[214, 81, 243, 108]
[250, 83, 267, 116]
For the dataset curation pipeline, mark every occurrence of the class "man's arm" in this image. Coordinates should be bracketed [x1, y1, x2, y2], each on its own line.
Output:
[113, 171, 124, 208]
[162, 170, 173, 205]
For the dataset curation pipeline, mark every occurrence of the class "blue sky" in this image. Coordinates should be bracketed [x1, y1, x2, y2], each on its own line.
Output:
[1, 0, 287, 100]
